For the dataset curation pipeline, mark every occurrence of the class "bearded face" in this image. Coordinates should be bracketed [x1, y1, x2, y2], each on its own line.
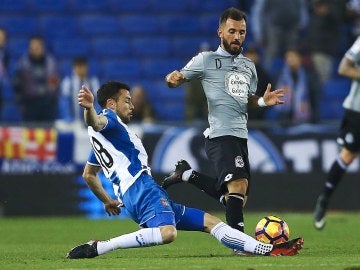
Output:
[218, 18, 246, 56]
[222, 38, 242, 55]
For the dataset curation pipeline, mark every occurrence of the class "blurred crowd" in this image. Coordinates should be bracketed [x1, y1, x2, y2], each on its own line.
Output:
[0, 0, 359, 126]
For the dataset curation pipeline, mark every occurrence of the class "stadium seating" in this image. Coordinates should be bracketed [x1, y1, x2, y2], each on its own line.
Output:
[52, 37, 90, 58]
[78, 16, 120, 36]
[0, 16, 38, 36]
[131, 37, 170, 57]
[0, 78, 22, 122]
[66, 0, 108, 12]
[159, 15, 201, 34]
[119, 15, 160, 35]
[7, 38, 28, 59]
[0, 0, 27, 12]
[148, 0, 190, 12]
[28, 0, 66, 13]
[142, 59, 183, 79]
[100, 59, 141, 81]
[91, 38, 130, 57]
[319, 78, 351, 120]
[39, 16, 78, 39]
[0, 0, 349, 121]
[106, 0, 150, 13]
[199, 14, 219, 34]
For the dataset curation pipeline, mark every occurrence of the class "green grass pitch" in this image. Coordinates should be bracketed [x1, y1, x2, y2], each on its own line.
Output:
[0, 212, 359, 270]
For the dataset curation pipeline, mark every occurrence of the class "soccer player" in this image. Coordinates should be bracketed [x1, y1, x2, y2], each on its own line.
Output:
[66, 81, 303, 259]
[313, 36, 360, 230]
[163, 7, 285, 234]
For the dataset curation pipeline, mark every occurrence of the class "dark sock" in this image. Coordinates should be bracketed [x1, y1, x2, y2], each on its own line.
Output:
[188, 171, 222, 202]
[226, 193, 244, 232]
[323, 158, 347, 200]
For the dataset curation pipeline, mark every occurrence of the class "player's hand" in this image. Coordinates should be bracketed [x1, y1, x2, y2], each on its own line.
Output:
[104, 199, 121, 216]
[78, 85, 94, 109]
[165, 70, 185, 87]
[263, 83, 286, 106]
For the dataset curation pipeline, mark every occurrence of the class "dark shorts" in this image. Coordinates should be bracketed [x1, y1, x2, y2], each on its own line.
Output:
[205, 135, 250, 195]
[338, 109, 360, 152]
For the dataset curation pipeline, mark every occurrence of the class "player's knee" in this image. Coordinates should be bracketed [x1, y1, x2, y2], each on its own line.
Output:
[160, 225, 177, 244]
[227, 178, 248, 194]
[203, 213, 222, 233]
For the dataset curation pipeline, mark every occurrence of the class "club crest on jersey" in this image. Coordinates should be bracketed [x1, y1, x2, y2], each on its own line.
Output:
[235, 156, 244, 168]
[161, 197, 169, 207]
[225, 72, 248, 99]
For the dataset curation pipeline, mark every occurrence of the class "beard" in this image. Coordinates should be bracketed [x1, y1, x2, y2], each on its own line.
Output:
[222, 39, 242, 55]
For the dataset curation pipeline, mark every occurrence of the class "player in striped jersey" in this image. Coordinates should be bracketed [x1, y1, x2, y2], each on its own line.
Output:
[314, 36, 360, 230]
[66, 81, 303, 258]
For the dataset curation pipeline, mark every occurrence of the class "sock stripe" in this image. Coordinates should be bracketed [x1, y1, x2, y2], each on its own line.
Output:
[221, 234, 245, 250]
[228, 193, 244, 201]
[325, 182, 334, 189]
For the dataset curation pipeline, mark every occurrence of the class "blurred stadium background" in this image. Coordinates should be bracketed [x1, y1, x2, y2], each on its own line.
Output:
[0, 0, 359, 218]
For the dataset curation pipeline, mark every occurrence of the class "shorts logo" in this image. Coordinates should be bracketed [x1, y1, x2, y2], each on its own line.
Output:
[224, 173, 233, 182]
[345, 132, 354, 144]
[235, 156, 244, 168]
[337, 137, 344, 145]
[161, 197, 169, 207]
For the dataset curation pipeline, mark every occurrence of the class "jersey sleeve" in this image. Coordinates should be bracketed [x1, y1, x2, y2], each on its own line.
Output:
[181, 52, 205, 80]
[249, 61, 258, 96]
[100, 109, 116, 131]
[345, 36, 360, 63]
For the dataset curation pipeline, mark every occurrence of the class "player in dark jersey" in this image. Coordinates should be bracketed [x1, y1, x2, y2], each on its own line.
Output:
[314, 37, 360, 230]
[163, 7, 285, 238]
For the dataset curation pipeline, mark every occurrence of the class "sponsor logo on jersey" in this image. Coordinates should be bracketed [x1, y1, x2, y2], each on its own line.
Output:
[225, 72, 248, 98]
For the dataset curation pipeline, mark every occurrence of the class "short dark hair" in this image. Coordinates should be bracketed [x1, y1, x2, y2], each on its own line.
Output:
[97, 81, 130, 108]
[73, 56, 88, 66]
[219, 7, 247, 27]
[29, 35, 44, 42]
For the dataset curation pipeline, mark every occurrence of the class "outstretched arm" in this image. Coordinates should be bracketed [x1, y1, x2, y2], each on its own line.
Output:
[249, 83, 285, 109]
[78, 85, 107, 131]
[82, 163, 121, 216]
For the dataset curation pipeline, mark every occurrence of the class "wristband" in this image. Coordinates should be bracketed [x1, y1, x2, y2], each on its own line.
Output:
[257, 97, 267, 107]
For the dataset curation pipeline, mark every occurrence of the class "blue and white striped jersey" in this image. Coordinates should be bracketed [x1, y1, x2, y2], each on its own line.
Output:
[86, 109, 150, 198]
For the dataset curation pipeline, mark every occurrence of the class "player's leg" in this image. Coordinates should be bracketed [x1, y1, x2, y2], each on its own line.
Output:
[314, 147, 358, 229]
[161, 160, 224, 204]
[176, 206, 303, 256]
[314, 110, 360, 229]
[66, 222, 176, 259]
[96, 174, 180, 251]
[93, 215, 177, 256]
[67, 174, 178, 259]
[225, 178, 248, 232]
[205, 136, 250, 232]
